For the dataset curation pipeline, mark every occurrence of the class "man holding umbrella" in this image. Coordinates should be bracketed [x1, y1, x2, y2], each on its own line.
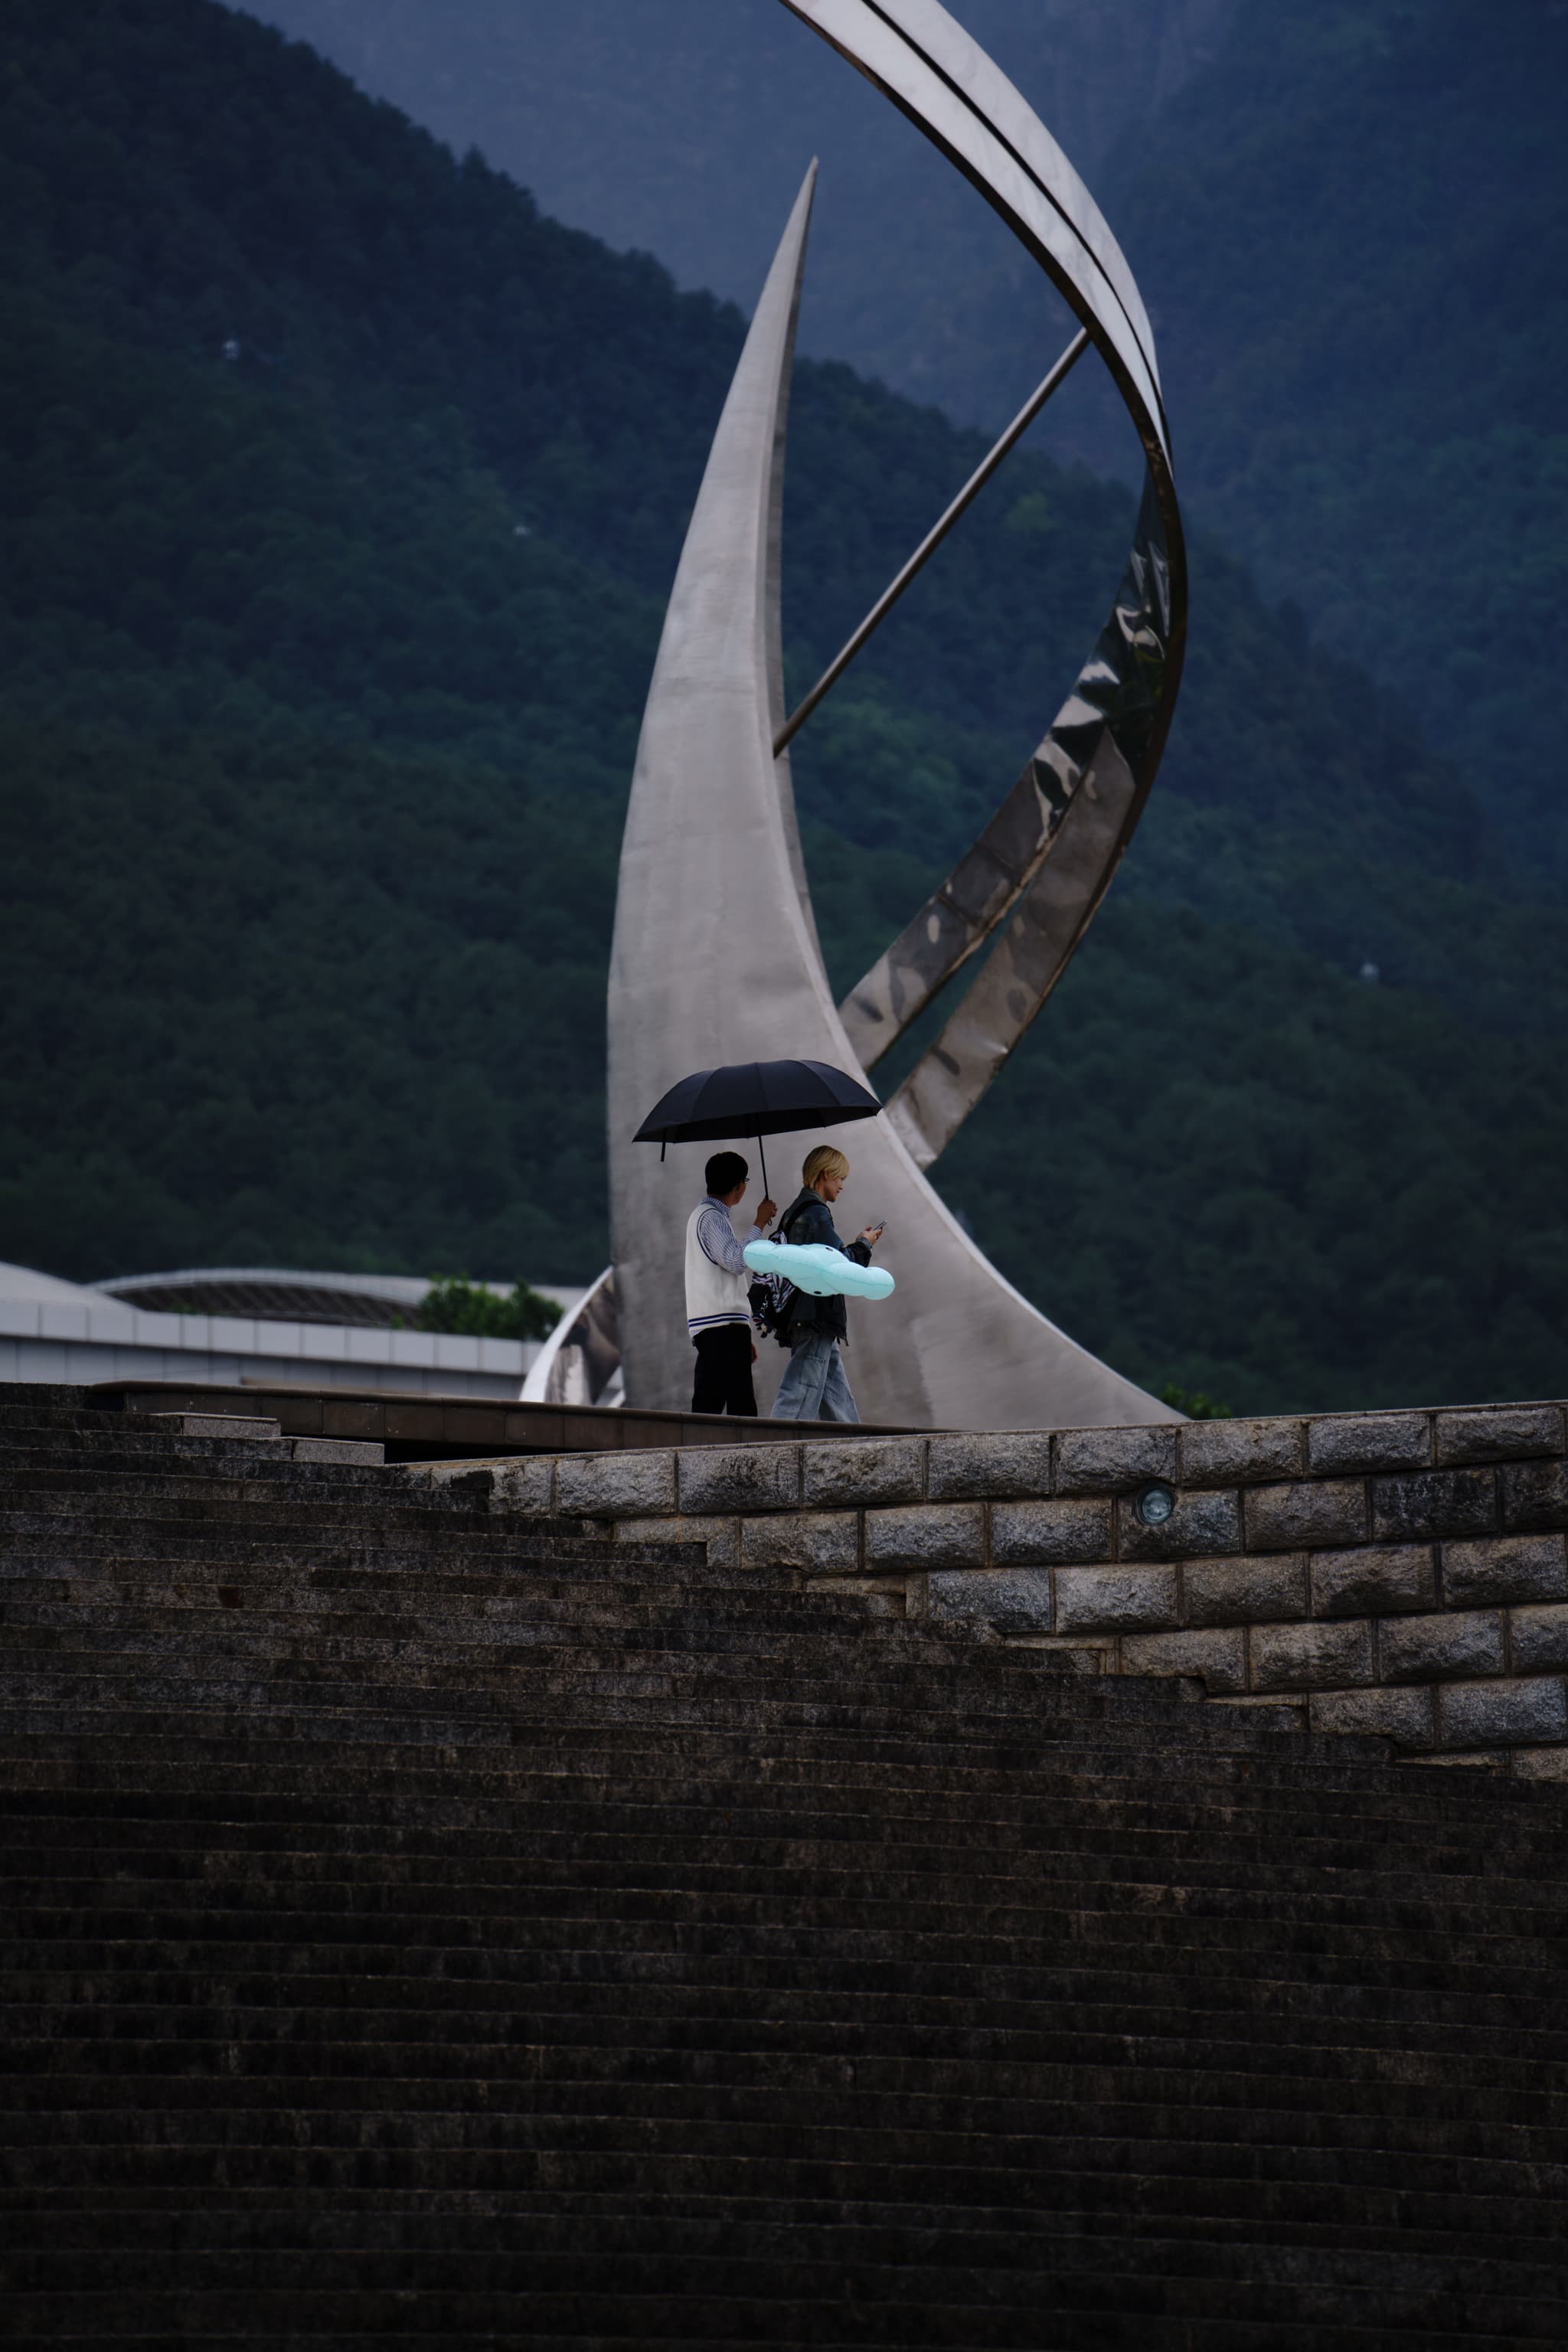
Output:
[684, 1152, 777, 1417]
[635, 1059, 886, 1419]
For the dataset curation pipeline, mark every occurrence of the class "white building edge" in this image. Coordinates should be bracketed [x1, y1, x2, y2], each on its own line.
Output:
[0, 1261, 596, 1403]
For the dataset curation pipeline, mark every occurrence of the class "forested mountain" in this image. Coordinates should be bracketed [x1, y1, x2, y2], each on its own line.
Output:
[1108, 0, 1568, 868]
[2, 0, 1565, 1413]
[227, 0, 1237, 435]
[235, 0, 1568, 863]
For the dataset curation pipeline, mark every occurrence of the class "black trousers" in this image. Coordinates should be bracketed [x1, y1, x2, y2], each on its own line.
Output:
[691, 1323, 757, 1417]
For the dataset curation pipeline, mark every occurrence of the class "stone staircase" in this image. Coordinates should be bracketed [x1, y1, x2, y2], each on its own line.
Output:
[0, 1385, 1566, 2347]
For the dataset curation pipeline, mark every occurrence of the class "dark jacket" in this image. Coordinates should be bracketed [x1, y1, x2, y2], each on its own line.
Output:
[778, 1186, 872, 1344]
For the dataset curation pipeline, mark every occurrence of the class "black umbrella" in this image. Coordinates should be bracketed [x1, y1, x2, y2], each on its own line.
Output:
[634, 1058, 880, 1199]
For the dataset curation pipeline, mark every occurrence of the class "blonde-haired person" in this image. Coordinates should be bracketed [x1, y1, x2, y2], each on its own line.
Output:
[770, 1144, 884, 1422]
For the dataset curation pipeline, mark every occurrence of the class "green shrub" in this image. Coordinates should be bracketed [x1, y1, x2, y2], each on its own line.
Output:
[418, 1277, 559, 1342]
[1158, 1384, 1233, 1422]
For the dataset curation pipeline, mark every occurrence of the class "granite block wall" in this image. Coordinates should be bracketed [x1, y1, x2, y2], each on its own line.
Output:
[424, 1403, 1568, 1776]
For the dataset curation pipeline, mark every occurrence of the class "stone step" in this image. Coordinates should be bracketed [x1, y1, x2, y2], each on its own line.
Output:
[4, 2048, 1562, 2158]
[0, 1441, 386, 1481]
[0, 1429, 359, 1467]
[5, 1904, 1560, 1992]
[0, 2226, 1558, 2352]
[0, 2209, 1557, 2336]
[3, 2189, 1562, 2271]
[0, 1565, 826, 1614]
[4, 1833, 1560, 1920]
[5, 2001, 1564, 2083]
[0, 2278, 1551, 2352]
[1, 1958, 1554, 2040]
[11, 1787, 1550, 1890]
[8, 1814, 1563, 1929]
[0, 1624, 1119, 1683]
[0, 2328, 1537, 2352]
[1, 1841, 1557, 1926]
[0, 1532, 718, 1579]
[0, 1580, 900, 1637]
[0, 1629, 1166, 1694]
[0, 1440, 389, 1473]
[0, 2115, 1560, 2213]
[8, 1779, 1547, 1854]
[5, 1951, 1563, 2037]
[5, 1896, 1563, 1988]
[0, 1883, 1540, 1968]
[0, 1579, 826, 1625]
[0, 1560, 881, 1611]
[0, 1684, 1507, 1762]
[0, 1688, 1424, 1766]
[0, 2215, 1562, 2301]
[4, 1796, 1557, 1874]
[0, 1720, 1503, 1798]
[0, 1465, 509, 1503]
[0, 1609, 1029, 1664]
[0, 1625, 1054, 1689]
[0, 2324, 1545, 2352]
[5, 2023, 1567, 2114]
[143, 1412, 284, 1442]
[7, 1844, 1560, 1944]
[0, 1498, 586, 1538]
[4, 1387, 1565, 2341]
[129, 1422, 386, 1465]
[0, 1438, 433, 1475]
[0, 1505, 681, 1543]
[0, 1516, 713, 1554]
[0, 1704, 1186, 1767]
[0, 1674, 1341, 1753]
[0, 1599, 915, 1651]
[0, 1400, 198, 1431]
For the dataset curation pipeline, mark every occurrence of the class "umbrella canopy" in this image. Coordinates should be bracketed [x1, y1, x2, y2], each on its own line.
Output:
[635, 1060, 880, 1158]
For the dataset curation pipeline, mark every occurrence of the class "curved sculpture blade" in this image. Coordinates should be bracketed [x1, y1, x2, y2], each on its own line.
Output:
[782, 1, 1172, 473]
[782, 1, 1186, 1163]
[844, 478, 1173, 1129]
[607, 170, 1173, 1430]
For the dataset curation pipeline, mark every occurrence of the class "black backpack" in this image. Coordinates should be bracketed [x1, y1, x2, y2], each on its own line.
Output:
[748, 1200, 807, 1348]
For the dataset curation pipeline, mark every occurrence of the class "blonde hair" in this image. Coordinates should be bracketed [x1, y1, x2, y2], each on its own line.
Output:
[802, 1144, 849, 1187]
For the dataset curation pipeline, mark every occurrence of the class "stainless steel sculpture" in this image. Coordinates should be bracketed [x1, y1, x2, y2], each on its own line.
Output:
[603, 0, 1187, 1430]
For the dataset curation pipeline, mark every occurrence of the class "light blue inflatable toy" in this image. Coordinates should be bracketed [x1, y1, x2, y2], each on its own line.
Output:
[743, 1238, 895, 1302]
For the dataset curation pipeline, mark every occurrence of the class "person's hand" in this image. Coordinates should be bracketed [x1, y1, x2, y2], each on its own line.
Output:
[756, 1196, 777, 1227]
[859, 1223, 885, 1246]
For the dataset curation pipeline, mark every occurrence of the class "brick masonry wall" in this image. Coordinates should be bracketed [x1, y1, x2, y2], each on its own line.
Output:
[419, 1402, 1568, 1778]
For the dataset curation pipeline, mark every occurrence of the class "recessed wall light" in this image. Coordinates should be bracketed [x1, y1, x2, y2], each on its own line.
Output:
[1135, 1481, 1177, 1528]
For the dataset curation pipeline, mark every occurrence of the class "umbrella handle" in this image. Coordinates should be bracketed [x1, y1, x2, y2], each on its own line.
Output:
[758, 1135, 769, 1210]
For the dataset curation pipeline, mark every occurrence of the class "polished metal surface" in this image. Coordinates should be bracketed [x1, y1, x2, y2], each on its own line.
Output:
[521, 1265, 622, 1409]
[606, 1, 1187, 1428]
[840, 473, 1175, 1102]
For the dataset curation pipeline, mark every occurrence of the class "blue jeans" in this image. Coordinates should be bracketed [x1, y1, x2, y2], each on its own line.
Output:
[773, 1331, 860, 1423]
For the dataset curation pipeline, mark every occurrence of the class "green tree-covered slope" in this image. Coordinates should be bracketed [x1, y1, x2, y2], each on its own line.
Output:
[1, 0, 1564, 1412]
[1105, 0, 1568, 866]
[224, 0, 1227, 423]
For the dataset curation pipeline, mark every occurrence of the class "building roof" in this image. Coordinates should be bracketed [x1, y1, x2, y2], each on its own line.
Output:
[0, 1261, 106, 1308]
[91, 1267, 585, 1329]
